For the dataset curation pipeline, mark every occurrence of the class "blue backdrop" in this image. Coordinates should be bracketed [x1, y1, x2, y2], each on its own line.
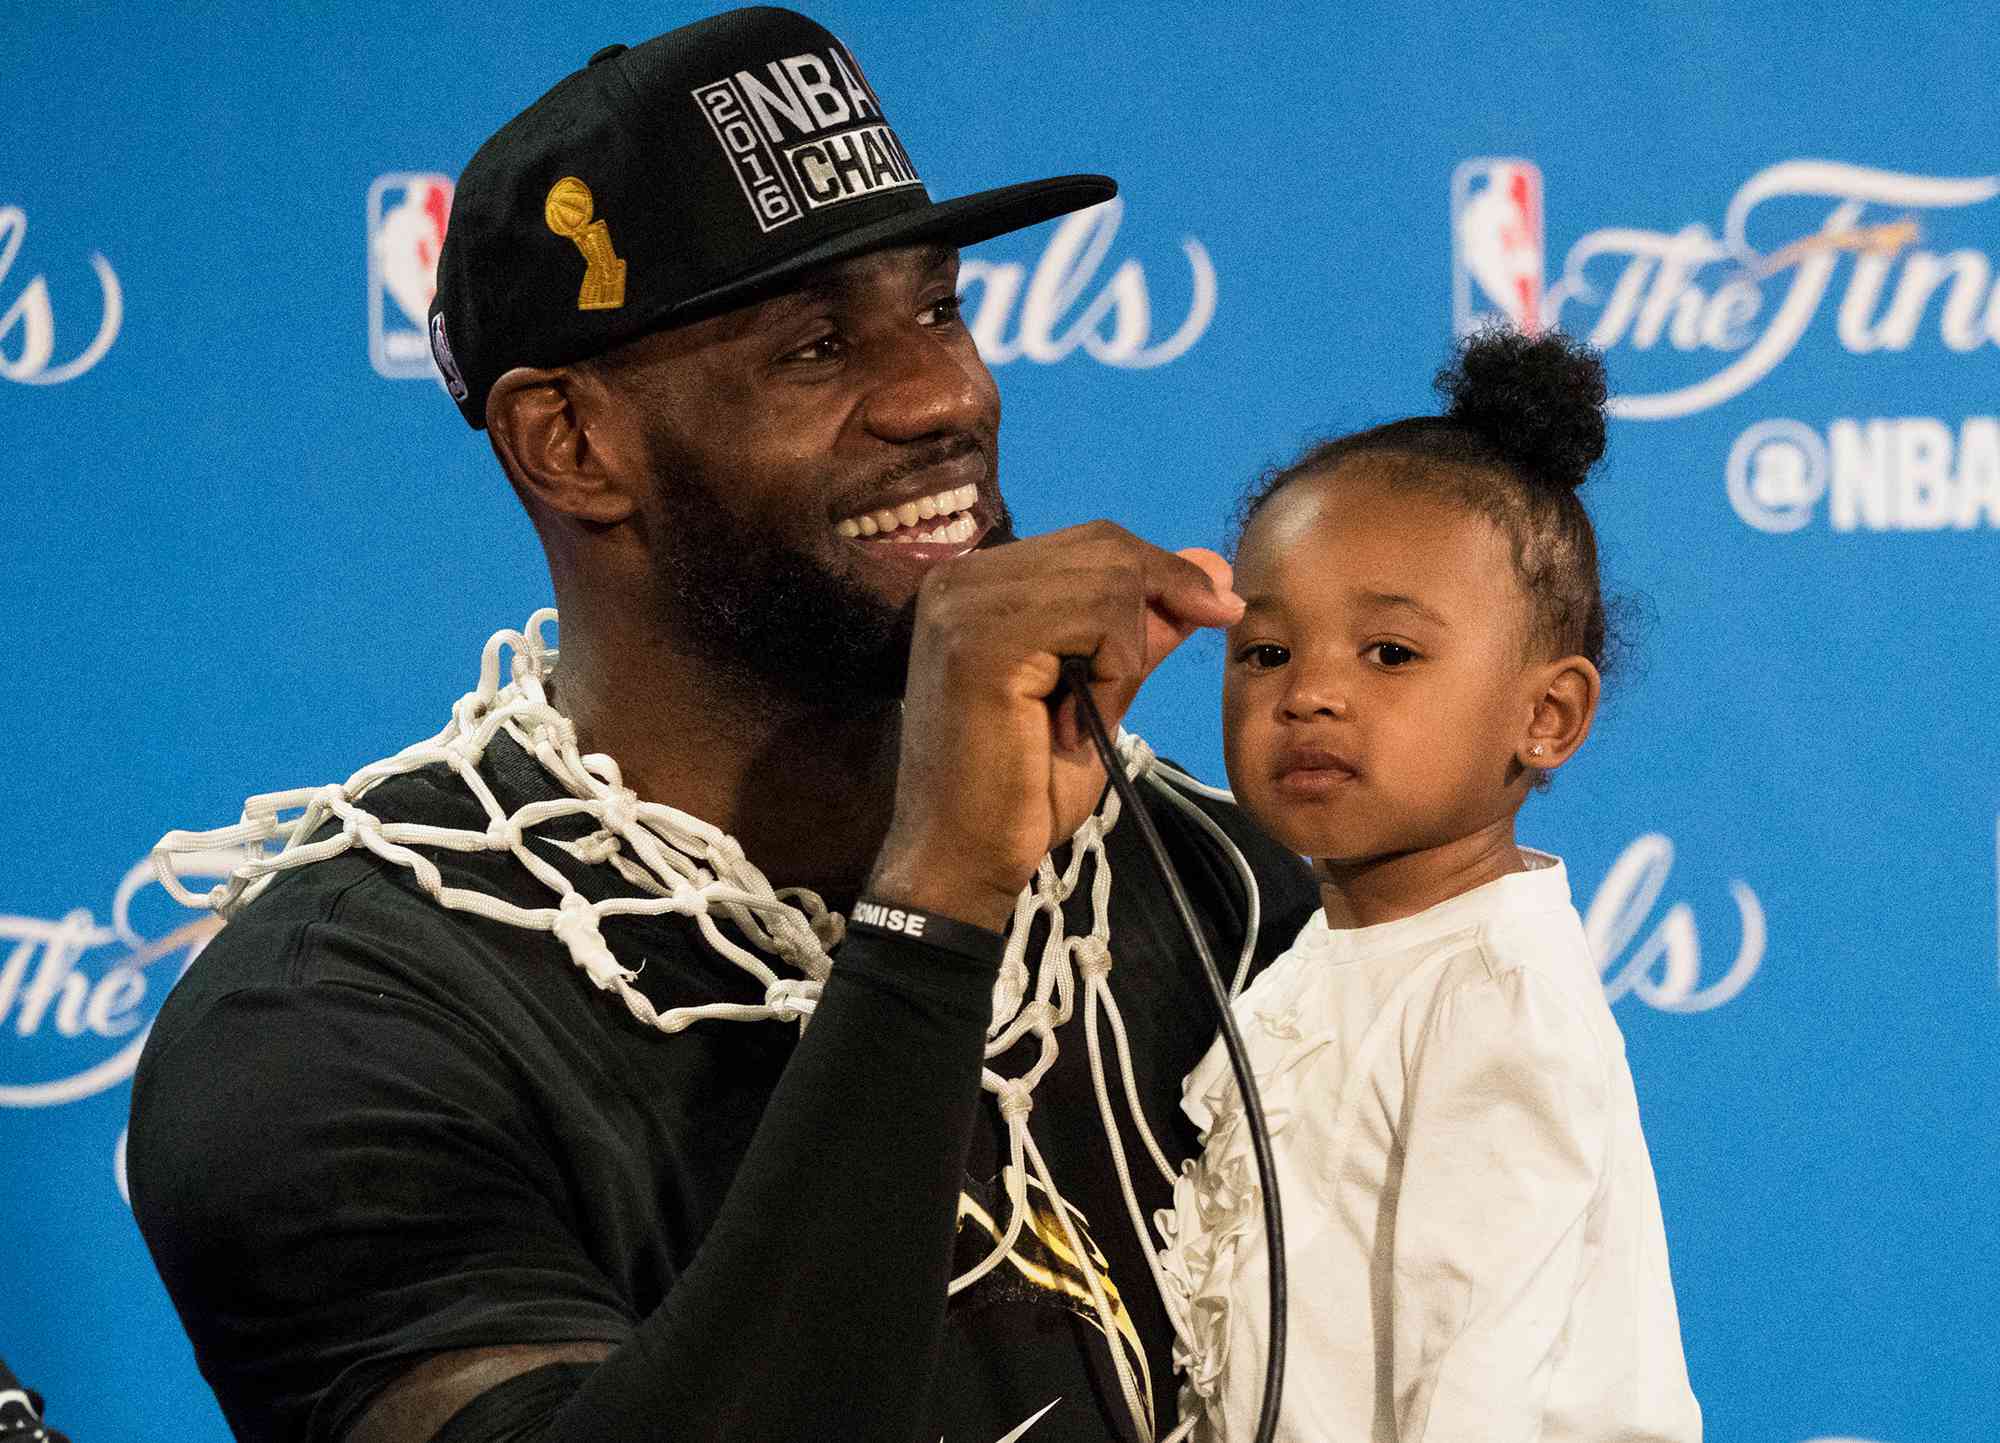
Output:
[7, 3, 1997, 1439]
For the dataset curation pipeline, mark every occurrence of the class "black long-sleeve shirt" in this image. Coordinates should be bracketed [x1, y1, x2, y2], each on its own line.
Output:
[128, 734, 1316, 1442]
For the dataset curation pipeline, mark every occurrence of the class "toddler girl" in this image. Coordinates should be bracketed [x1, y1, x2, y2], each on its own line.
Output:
[1156, 330, 1700, 1441]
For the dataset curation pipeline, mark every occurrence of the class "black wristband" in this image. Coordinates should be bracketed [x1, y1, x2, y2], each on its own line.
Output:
[847, 897, 1008, 967]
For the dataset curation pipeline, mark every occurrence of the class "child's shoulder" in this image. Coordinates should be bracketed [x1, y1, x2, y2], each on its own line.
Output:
[1392, 914, 1621, 1110]
[1401, 858, 1623, 1059]
[1224, 855, 1617, 1057]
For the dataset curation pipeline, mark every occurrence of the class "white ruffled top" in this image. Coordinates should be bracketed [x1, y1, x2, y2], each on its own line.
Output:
[1153, 854, 1702, 1442]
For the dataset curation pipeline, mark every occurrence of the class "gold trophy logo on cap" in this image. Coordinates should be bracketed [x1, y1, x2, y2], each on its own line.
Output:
[544, 177, 627, 311]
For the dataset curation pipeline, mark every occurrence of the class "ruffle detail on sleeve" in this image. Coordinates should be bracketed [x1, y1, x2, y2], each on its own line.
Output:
[1156, 1145, 1259, 1417]
[1156, 1002, 1332, 1437]
[1178, 946, 1321, 1137]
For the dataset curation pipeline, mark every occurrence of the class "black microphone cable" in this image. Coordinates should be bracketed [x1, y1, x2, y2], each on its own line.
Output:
[1057, 655, 1286, 1443]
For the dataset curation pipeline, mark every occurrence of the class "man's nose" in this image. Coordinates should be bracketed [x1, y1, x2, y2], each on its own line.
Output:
[860, 331, 995, 441]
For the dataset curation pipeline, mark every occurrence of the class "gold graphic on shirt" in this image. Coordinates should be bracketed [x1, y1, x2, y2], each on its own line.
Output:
[954, 1170, 1153, 1433]
[543, 177, 627, 311]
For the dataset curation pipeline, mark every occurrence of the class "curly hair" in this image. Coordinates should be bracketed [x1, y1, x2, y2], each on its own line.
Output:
[1237, 328, 1622, 674]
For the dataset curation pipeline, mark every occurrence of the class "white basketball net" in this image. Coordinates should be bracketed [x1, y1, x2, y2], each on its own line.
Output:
[153, 611, 1260, 1443]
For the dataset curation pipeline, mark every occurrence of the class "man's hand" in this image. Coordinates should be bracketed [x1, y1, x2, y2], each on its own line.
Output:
[868, 522, 1241, 932]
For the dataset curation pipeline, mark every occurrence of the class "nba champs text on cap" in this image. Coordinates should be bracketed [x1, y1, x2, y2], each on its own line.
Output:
[429, 5, 1116, 428]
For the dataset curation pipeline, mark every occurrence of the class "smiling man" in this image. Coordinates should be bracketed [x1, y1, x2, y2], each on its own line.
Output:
[127, 9, 1315, 1443]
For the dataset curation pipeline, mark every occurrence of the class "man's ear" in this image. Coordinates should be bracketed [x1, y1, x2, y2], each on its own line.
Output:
[1519, 655, 1601, 777]
[485, 365, 644, 525]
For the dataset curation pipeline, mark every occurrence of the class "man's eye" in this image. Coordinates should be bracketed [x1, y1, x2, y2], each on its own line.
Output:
[1234, 642, 1290, 670]
[1366, 642, 1419, 668]
[781, 333, 845, 364]
[919, 294, 964, 327]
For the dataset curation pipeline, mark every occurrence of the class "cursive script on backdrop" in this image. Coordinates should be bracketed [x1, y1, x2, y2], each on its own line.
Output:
[1583, 833, 1764, 1013]
[1544, 162, 1999, 420]
[0, 206, 121, 385]
[0, 853, 234, 1108]
[958, 198, 1216, 369]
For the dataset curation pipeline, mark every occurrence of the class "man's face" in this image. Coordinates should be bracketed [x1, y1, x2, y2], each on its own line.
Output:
[605, 244, 1009, 704]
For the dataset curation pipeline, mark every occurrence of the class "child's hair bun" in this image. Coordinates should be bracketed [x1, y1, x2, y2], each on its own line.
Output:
[1436, 328, 1608, 491]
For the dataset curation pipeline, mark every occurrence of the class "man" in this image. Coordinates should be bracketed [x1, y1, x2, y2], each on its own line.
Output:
[129, 9, 1315, 1442]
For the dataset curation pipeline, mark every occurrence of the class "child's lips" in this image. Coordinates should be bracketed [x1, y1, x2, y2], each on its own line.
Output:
[1272, 746, 1360, 796]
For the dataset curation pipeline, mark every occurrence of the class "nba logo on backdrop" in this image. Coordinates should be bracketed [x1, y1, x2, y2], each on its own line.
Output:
[367, 173, 453, 379]
[1451, 159, 1544, 335]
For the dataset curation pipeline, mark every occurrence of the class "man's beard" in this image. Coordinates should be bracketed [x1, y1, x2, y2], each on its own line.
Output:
[648, 448, 1013, 710]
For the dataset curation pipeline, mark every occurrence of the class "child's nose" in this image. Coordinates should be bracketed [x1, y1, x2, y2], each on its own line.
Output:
[1280, 674, 1347, 721]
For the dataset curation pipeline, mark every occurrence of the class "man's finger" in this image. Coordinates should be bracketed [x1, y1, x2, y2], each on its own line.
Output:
[1176, 546, 1234, 598]
[1143, 545, 1245, 638]
[1128, 544, 1243, 684]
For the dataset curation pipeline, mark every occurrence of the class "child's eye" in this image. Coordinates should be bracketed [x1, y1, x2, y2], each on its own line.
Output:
[1366, 642, 1419, 668]
[1234, 642, 1290, 670]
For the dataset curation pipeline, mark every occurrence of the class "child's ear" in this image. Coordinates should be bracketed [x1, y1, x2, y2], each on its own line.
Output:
[1519, 655, 1602, 776]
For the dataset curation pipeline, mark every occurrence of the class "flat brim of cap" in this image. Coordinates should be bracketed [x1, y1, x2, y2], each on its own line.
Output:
[663, 173, 1116, 330]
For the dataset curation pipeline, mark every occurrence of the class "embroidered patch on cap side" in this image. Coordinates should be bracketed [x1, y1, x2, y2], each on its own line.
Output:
[543, 177, 627, 311]
[429, 312, 468, 400]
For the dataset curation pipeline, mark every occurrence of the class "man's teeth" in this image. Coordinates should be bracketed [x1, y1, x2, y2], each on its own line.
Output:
[836, 484, 979, 541]
[875, 512, 978, 545]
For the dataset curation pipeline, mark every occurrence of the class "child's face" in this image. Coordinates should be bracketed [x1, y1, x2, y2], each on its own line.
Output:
[1223, 463, 1542, 865]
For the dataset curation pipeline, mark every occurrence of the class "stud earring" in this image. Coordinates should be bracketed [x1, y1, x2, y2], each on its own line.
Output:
[1529, 744, 1546, 757]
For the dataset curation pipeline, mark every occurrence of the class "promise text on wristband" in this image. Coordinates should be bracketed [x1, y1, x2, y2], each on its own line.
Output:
[849, 897, 1008, 966]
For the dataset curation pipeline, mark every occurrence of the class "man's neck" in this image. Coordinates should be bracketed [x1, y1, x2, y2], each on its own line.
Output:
[547, 632, 902, 908]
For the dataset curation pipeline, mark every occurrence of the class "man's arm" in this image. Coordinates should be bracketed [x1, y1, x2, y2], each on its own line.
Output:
[133, 525, 1243, 1443]
[357, 525, 1241, 1442]
[347, 925, 1002, 1443]
[349, 1347, 613, 1443]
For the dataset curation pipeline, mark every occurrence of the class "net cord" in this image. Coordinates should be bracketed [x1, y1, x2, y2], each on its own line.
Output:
[1060, 656, 1287, 1443]
[151, 611, 1267, 1443]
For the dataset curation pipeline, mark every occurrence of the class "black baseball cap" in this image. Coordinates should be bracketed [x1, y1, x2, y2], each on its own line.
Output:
[429, 5, 1116, 428]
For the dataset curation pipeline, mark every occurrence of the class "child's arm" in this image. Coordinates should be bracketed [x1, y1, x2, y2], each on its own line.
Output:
[1387, 964, 1610, 1440]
